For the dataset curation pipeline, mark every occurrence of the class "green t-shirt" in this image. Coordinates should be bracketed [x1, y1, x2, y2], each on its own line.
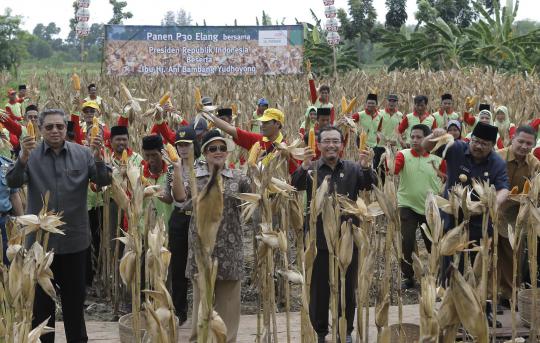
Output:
[143, 168, 173, 228]
[356, 111, 382, 148]
[397, 149, 443, 215]
[432, 110, 460, 128]
[404, 113, 436, 143]
[379, 109, 403, 146]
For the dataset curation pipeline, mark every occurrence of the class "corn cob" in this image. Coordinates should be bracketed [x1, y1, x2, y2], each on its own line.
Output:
[359, 130, 367, 151]
[195, 87, 202, 110]
[165, 143, 179, 162]
[27, 121, 35, 139]
[71, 73, 81, 91]
[121, 149, 128, 164]
[231, 103, 238, 115]
[344, 97, 357, 114]
[158, 92, 170, 106]
[341, 96, 347, 114]
[90, 117, 99, 141]
[140, 174, 151, 187]
[308, 128, 316, 150]
[510, 186, 519, 195]
[523, 180, 531, 194]
[247, 142, 261, 166]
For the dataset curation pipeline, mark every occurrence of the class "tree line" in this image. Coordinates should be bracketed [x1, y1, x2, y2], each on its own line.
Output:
[0, 0, 538, 75]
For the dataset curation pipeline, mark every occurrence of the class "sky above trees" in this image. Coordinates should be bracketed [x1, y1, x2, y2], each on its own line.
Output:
[1, 0, 539, 39]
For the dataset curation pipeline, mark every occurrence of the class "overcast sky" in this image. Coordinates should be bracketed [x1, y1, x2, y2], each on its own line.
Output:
[1, 0, 539, 39]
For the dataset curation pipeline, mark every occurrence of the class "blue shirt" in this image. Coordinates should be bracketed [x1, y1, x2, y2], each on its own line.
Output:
[0, 156, 17, 213]
[437, 140, 509, 237]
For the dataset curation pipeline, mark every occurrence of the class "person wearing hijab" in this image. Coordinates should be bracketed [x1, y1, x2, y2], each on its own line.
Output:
[299, 106, 318, 138]
[446, 119, 463, 140]
[463, 110, 504, 149]
[494, 105, 516, 146]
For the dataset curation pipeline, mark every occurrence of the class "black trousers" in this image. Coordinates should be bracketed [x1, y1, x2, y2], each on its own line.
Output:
[33, 249, 88, 343]
[86, 206, 102, 286]
[372, 146, 386, 183]
[309, 248, 358, 337]
[400, 207, 432, 279]
[168, 209, 191, 318]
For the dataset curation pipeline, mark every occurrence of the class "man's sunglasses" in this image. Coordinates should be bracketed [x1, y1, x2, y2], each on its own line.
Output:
[44, 123, 66, 131]
[207, 145, 227, 153]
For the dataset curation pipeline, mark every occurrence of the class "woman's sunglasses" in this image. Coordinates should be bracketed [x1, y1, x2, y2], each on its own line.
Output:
[207, 145, 227, 153]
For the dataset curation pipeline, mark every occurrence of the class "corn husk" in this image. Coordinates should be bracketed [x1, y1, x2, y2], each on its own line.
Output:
[196, 165, 224, 254]
[277, 269, 304, 284]
[450, 269, 489, 341]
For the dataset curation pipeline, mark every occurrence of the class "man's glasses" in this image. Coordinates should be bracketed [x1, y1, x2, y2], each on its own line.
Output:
[470, 138, 492, 149]
[44, 123, 66, 131]
[207, 145, 227, 153]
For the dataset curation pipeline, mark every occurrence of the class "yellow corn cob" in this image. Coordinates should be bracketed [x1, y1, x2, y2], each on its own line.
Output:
[523, 180, 531, 194]
[140, 175, 150, 186]
[359, 130, 367, 151]
[71, 73, 81, 91]
[90, 117, 99, 140]
[121, 149, 128, 164]
[345, 97, 357, 114]
[247, 142, 261, 166]
[308, 128, 316, 150]
[165, 143, 179, 162]
[158, 92, 170, 106]
[341, 96, 347, 114]
[231, 103, 238, 115]
[510, 186, 519, 195]
[27, 121, 35, 138]
[195, 87, 202, 110]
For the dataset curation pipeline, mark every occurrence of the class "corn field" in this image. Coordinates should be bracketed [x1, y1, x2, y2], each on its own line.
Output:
[0, 67, 540, 342]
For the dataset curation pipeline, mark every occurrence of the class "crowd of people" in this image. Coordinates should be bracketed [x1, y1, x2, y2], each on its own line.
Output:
[1, 73, 540, 343]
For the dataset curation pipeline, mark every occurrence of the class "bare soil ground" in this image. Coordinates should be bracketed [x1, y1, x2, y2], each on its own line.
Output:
[74, 222, 424, 322]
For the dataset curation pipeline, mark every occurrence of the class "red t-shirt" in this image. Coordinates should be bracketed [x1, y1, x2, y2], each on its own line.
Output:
[308, 78, 335, 123]
[152, 120, 190, 145]
[234, 128, 299, 174]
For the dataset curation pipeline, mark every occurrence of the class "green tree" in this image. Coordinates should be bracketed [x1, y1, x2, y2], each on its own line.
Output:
[161, 9, 192, 26]
[27, 37, 53, 59]
[303, 28, 359, 75]
[414, 0, 438, 29]
[67, 1, 79, 45]
[161, 11, 176, 26]
[385, 0, 407, 31]
[348, 0, 377, 40]
[337, 8, 355, 39]
[33, 22, 60, 41]
[176, 9, 192, 25]
[262, 11, 272, 26]
[379, 0, 540, 72]
[0, 8, 27, 73]
[415, 0, 475, 29]
[108, 0, 133, 25]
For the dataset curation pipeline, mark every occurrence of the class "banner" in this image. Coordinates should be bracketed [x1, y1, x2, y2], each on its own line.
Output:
[103, 25, 304, 76]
